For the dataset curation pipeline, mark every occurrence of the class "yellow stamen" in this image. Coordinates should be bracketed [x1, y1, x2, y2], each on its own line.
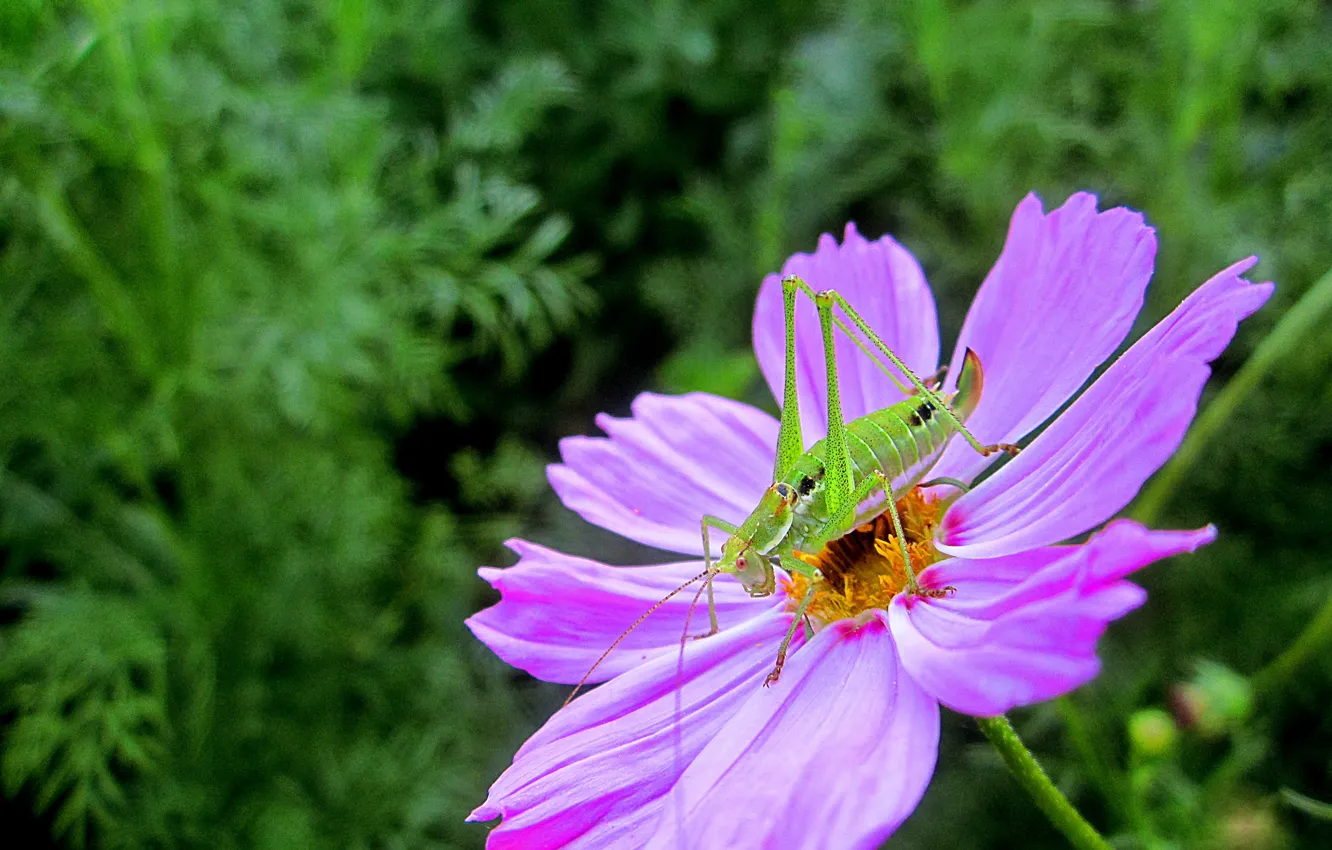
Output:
[784, 488, 943, 625]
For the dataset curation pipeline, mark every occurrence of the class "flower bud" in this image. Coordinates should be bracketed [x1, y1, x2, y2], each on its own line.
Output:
[1171, 661, 1253, 738]
[1128, 708, 1177, 758]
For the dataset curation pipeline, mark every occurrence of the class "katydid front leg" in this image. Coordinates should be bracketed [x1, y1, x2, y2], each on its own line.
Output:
[765, 550, 820, 688]
[695, 514, 738, 640]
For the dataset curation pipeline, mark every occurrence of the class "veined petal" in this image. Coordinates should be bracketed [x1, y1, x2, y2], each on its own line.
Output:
[548, 392, 778, 557]
[469, 611, 794, 849]
[938, 258, 1272, 559]
[933, 193, 1157, 484]
[753, 224, 940, 444]
[891, 521, 1216, 716]
[467, 540, 776, 685]
[647, 617, 939, 850]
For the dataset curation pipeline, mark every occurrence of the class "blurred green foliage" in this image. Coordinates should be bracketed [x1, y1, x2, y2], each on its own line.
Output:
[1, 0, 1330, 848]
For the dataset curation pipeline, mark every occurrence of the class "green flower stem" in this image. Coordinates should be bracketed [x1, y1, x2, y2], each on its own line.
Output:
[1133, 264, 1332, 525]
[1251, 585, 1332, 697]
[977, 715, 1113, 850]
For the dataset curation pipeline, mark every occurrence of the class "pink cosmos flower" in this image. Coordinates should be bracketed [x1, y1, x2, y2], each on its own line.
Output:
[466, 192, 1273, 848]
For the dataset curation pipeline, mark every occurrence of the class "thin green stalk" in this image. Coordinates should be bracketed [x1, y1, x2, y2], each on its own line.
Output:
[1251, 586, 1332, 697]
[1280, 788, 1332, 821]
[1134, 264, 1332, 525]
[977, 715, 1113, 850]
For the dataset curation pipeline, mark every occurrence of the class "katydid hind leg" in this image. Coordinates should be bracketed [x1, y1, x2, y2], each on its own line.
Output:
[829, 289, 1022, 459]
[832, 312, 912, 394]
[785, 276, 938, 403]
[879, 481, 922, 595]
[813, 290, 854, 516]
[787, 278, 1011, 462]
[773, 276, 805, 481]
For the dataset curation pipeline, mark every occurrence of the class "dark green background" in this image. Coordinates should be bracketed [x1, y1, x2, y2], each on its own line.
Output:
[1, 1, 1329, 847]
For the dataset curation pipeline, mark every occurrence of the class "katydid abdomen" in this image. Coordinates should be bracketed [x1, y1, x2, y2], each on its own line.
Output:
[782, 391, 960, 549]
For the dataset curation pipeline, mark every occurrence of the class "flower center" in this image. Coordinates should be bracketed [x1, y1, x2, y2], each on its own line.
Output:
[784, 488, 943, 624]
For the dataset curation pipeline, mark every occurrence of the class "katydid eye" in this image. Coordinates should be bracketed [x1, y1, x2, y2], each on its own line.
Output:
[775, 483, 794, 499]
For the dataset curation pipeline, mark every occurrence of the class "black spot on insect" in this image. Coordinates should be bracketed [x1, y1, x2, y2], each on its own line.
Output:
[798, 475, 816, 496]
[907, 411, 923, 427]
[914, 402, 934, 422]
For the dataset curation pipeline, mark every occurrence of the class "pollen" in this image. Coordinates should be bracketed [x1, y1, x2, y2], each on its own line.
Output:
[783, 488, 943, 624]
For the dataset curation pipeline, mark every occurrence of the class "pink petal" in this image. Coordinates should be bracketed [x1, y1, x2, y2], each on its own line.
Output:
[752, 224, 940, 444]
[466, 540, 776, 684]
[891, 520, 1216, 716]
[469, 610, 795, 849]
[938, 258, 1272, 559]
[548, 392, 778, 556]
[647, 617, 939, 850]
[933, 193, 1157, 484]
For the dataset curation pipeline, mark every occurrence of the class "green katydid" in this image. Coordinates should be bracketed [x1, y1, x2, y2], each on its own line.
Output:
[695, 274, 1018, 686]
[565, 274, 1016, 704]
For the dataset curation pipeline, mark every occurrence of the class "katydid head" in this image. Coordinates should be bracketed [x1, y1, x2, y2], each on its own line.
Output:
[951, 347, 986, 423]
[713, 482, 798, 597]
